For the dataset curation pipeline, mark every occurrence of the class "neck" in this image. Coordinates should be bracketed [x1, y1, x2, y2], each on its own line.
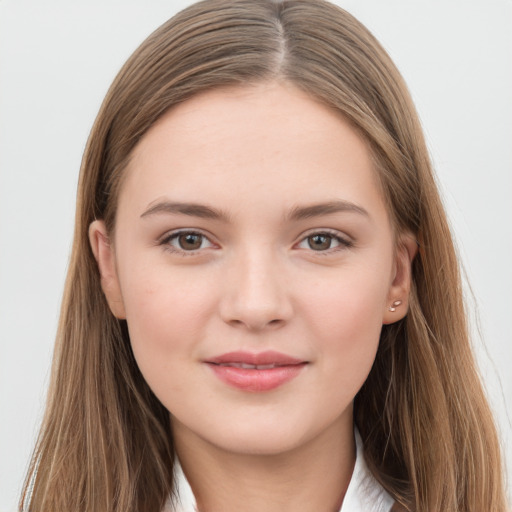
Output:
[172, 414, 356, 512]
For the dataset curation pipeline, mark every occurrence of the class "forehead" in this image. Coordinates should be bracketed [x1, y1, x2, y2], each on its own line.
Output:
[120, 81, 387, 222]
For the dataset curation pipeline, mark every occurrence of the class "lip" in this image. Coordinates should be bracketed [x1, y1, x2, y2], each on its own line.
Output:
[205, 350, 308, 392]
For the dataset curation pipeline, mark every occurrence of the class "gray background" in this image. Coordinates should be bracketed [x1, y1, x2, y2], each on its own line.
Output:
[1, 1, 511, 510]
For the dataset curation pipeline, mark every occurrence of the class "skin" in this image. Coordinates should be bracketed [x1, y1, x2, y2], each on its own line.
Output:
[90, 81, 416, 512]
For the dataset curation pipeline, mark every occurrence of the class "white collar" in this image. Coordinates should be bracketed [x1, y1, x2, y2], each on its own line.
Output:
[341, 429, 395, 512]
[169, 429, 395, 512]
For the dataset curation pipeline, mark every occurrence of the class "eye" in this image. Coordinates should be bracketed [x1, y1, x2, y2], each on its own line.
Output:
[161, 230, 215, 253]
[296, 231, 352, 252]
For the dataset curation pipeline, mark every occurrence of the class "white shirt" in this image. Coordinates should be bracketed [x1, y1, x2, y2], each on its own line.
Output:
[341, 430, 395, 512]
[168, 430, 395, 512]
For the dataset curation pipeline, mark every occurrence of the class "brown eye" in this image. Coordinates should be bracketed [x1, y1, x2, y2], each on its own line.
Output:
[307, 234, 333, 251]
[177, 233, 204, 250]
[162, 231, 215, 254]
[296, 231, 352, 253]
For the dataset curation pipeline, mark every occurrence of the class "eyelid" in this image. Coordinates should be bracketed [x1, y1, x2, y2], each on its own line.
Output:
[294, 228, 354, 252]
[156, 227, 353, 255]
[158, 228, 219, 254]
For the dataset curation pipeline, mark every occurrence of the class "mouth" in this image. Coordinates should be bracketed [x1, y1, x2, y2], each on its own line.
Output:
[204, 351, 308, 392]
[212, 362, 288, 370]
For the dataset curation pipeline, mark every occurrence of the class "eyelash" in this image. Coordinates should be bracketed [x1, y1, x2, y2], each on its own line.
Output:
[158, 229, 353, 256]
[159, 229, 217, 256]
[295, 229, 353, 254]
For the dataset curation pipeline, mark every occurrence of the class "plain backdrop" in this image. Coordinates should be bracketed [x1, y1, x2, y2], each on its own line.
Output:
[1, 1, 511, 510]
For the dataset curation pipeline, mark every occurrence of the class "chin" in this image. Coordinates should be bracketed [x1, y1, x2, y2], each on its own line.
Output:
[202, 408, 345, 457]
[212, 427, 307, 456]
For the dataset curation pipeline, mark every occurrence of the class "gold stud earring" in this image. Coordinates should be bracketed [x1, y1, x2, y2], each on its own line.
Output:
[389, 300, 402, 312]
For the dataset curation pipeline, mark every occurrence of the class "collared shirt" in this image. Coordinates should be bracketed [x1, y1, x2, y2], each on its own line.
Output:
[341, 430, 395, 512]
[168, 430, 395, 512]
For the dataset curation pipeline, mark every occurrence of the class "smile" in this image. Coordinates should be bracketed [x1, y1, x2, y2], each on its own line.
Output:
[205, 351, 308, 392]
[215, 362, 285, 370]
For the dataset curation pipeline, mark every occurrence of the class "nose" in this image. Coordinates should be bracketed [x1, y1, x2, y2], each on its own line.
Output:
[219, 249, 293, 331]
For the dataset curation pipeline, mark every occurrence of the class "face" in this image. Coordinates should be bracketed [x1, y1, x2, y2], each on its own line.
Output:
[90, 82, 414, 457]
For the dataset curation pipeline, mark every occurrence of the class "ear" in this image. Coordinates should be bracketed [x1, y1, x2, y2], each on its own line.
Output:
[382, 233, 418, 325]
[88, 220, 126, 319]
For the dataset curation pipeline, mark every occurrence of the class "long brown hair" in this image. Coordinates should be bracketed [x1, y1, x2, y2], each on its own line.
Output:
[21, 1, 507, 511]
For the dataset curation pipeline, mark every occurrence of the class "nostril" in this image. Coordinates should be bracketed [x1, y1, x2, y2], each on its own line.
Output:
[226, 317, 285, 331]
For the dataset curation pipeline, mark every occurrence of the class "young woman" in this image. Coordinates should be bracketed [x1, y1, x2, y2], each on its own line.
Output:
[20, 0, 508, 511]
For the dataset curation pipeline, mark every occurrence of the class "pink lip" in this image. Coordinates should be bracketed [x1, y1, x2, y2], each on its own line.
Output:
[205, 350, 308, 392]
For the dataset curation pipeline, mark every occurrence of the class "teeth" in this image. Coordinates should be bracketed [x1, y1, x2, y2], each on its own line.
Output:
[219, 362, 277, 369]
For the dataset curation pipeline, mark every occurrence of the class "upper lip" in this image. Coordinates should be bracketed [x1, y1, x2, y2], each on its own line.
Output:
[205, 350, 306, 368]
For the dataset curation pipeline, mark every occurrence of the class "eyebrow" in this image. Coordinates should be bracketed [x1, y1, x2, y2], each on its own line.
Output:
[287, 200, 369, 221]
[140, 199, 369, 222]
[140, 201, 230, 221]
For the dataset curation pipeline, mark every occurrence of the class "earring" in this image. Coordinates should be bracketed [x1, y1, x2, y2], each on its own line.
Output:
[389, 300, 402, 312]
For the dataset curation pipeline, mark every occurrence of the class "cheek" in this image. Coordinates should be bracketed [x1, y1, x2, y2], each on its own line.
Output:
[302, 262, 389, 334]
[299, 264, 390, 383]
[119, 264, 216, 375]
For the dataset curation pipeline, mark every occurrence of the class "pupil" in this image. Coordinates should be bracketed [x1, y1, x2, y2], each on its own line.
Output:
[308, 234, 331, 251]
[179, 233, 202, 250]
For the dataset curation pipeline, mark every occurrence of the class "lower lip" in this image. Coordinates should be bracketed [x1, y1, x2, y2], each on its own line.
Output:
[207, 363, 307, 392]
